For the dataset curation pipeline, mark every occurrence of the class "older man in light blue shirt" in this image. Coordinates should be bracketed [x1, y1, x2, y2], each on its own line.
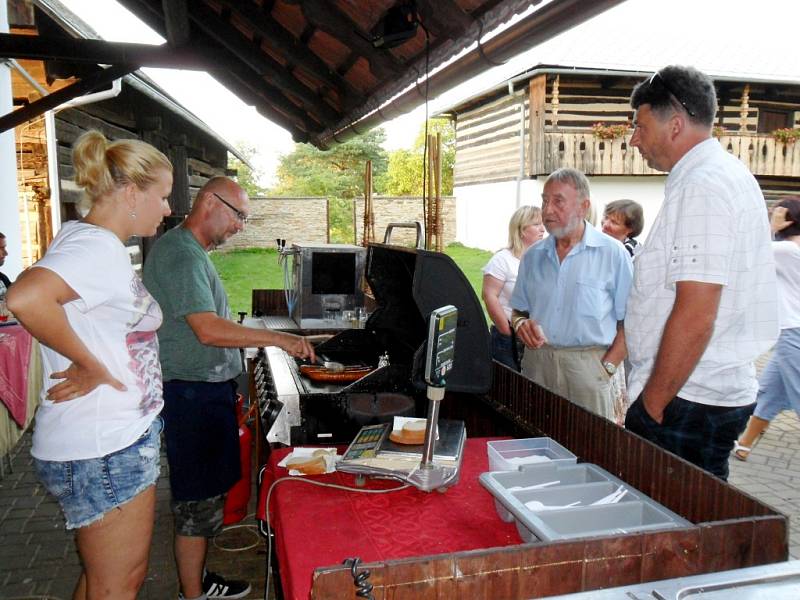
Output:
[511, 168, 633, 420]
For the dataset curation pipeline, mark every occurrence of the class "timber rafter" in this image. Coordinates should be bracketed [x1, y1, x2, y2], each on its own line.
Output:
[5, 0, 627, 146]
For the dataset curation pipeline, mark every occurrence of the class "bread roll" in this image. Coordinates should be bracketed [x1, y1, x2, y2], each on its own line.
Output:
[389, 420, 428, 445]
[285, 455, 327, 475]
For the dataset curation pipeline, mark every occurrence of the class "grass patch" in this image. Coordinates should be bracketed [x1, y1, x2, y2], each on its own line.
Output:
[209, 247, 285, 316]
[444, 243, 493, 302]
[212, 243, 493, 318]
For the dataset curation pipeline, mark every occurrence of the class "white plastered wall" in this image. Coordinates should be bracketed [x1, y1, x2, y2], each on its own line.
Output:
[455, 178, 542, 251]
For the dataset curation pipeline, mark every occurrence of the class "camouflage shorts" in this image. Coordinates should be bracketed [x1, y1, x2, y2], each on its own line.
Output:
[171, 494, 225, 537]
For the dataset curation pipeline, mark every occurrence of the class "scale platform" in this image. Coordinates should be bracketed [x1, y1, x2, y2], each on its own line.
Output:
[336, 420, 466, 491]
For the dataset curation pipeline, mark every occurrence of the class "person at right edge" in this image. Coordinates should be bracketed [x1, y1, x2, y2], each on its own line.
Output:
[734, 198, 800, 461]
[624, 65, 779, 481]
[143, 177, 315, 600]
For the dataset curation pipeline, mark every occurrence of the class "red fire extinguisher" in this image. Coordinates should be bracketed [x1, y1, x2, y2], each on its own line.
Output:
[223, 394, 256, 525]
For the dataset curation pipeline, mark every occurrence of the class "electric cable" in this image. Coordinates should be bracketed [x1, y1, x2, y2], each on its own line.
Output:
[213, 512, 261, 552]
[343, 557, 375, 599]
[262, 476, 409, 600]
[278, 249, 296, 317]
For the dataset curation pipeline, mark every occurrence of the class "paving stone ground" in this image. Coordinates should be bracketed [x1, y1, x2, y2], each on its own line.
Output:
[1, 352, 797, 599]
[0, 433, 270, 600]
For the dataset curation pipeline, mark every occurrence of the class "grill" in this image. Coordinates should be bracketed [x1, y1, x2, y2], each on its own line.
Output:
[254, 243, 492, 447]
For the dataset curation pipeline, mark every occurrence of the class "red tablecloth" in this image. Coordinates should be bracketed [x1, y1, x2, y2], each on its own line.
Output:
[0, 324, 33, 427]
[261, 437, 521, 600]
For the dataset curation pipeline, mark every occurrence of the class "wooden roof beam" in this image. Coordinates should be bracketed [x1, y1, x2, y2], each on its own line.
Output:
[210, 68, 311, 143]
[0, 64, 134, 133]
[206, 53, 324, 137]
[298, 0, 402, 81]
[188, 1, 341, 125]
[162, 0, 191, 47]
[0, 32, 209, 69]
[216, 0, 364, 110]
[117, 0, 323, 137]
[416, 1, 474, 38]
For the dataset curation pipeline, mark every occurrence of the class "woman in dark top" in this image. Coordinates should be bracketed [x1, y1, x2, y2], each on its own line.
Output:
[601, 199, 644, 256]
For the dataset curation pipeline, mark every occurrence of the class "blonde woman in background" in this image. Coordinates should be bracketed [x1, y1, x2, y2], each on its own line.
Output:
[481, 206, 545, 370]
[7, 131, 173, 600]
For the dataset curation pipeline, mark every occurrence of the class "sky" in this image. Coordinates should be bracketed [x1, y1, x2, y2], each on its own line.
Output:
[56, 0, 798, 187]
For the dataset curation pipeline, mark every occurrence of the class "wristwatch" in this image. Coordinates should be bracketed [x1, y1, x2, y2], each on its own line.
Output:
[602, 361, 617, 375]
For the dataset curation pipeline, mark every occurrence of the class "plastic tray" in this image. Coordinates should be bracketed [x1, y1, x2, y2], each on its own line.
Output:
[487, 437, 577, 472]
[480, 463, 691, 542]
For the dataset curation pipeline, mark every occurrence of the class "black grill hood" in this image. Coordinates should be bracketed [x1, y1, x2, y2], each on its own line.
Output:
[318, 243, 492, 394]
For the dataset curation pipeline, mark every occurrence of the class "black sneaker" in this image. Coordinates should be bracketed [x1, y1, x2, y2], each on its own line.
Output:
[203, 570, 252, 599]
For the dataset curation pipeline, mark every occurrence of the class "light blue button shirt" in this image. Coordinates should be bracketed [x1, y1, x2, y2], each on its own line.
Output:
[511, 222, 633, 347]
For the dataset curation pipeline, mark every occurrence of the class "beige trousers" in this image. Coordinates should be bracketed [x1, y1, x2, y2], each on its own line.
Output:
[521, 345, 614, 421]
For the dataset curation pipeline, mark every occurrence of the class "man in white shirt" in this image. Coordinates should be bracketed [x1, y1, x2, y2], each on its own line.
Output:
[624, 65, 778, 480]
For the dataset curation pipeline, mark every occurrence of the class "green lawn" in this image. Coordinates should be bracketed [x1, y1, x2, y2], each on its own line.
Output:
[210, 243, 493, 317]
[209, 248, 284, 316]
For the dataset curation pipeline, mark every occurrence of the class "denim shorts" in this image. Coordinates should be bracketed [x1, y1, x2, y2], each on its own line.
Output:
[34, 418, 162, 529]
[753, 327, 800, 421]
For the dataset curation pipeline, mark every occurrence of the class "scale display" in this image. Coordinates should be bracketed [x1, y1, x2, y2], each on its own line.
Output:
[424, 305, 458, 387]
[341, 423, 390, 461]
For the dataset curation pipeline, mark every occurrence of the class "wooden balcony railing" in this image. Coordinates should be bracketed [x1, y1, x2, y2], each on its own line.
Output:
[537, 130, 800, 177]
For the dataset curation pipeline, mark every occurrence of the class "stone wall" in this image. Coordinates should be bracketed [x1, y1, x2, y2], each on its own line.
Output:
[219, 196, 329, 251]
[353, 196, 456, 247]
[217, 195, 457, 251]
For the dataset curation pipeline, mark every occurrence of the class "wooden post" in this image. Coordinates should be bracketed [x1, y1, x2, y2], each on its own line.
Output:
[551, 74, 560, 130]
[425, 134, 433, 249]
[169, 144, 190, 215]
[434, 132, 443, 251]
[361, 160, 375, 246]
[529, 74, 547, 176]
[739, 84, 750, 132]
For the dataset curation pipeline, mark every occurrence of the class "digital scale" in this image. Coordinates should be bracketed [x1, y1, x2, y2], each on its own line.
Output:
[337, 305, 466, 492]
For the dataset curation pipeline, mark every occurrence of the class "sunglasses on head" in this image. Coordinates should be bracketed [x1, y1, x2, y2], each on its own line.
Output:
[648, 71, 696, 118]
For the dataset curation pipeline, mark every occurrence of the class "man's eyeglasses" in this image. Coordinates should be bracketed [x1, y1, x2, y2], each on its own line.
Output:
[648, 71, 696, 118]
[213, 192, 248, 224]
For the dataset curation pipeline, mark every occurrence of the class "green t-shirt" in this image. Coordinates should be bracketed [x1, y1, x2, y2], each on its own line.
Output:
[143, 226, 242, 382]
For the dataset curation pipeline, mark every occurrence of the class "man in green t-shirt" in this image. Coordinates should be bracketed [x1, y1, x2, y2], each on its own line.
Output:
[144, 177, 314, 600]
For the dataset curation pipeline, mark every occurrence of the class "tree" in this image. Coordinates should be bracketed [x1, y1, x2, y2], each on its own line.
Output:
[228, 142, 268, 196]
[271, 128, 388, 199]
[384, 119, 455, 196]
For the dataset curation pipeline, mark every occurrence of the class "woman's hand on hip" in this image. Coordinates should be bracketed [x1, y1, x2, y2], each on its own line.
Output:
[46, 361, 127, 402]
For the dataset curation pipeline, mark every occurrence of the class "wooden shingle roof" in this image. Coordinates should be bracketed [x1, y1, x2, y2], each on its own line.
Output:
[1, 0, 627, 147]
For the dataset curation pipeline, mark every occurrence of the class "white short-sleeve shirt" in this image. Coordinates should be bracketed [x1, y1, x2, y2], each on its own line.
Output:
[31, 221, 164, 461]
[626, 139, 779, 407]
[773, 240, 800, 330]
[482, 248, 520, 322]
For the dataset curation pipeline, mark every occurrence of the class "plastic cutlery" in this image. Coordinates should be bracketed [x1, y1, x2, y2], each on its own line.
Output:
[525, 499, 580, 511]
[592, 485, 628, 505]
[507, 480, 560, 492]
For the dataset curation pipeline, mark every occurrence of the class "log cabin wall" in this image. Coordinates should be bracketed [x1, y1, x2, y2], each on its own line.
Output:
[53, 83, 230, 268]
[453, 88, 529, 187]
[452, 71, 800, 188]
